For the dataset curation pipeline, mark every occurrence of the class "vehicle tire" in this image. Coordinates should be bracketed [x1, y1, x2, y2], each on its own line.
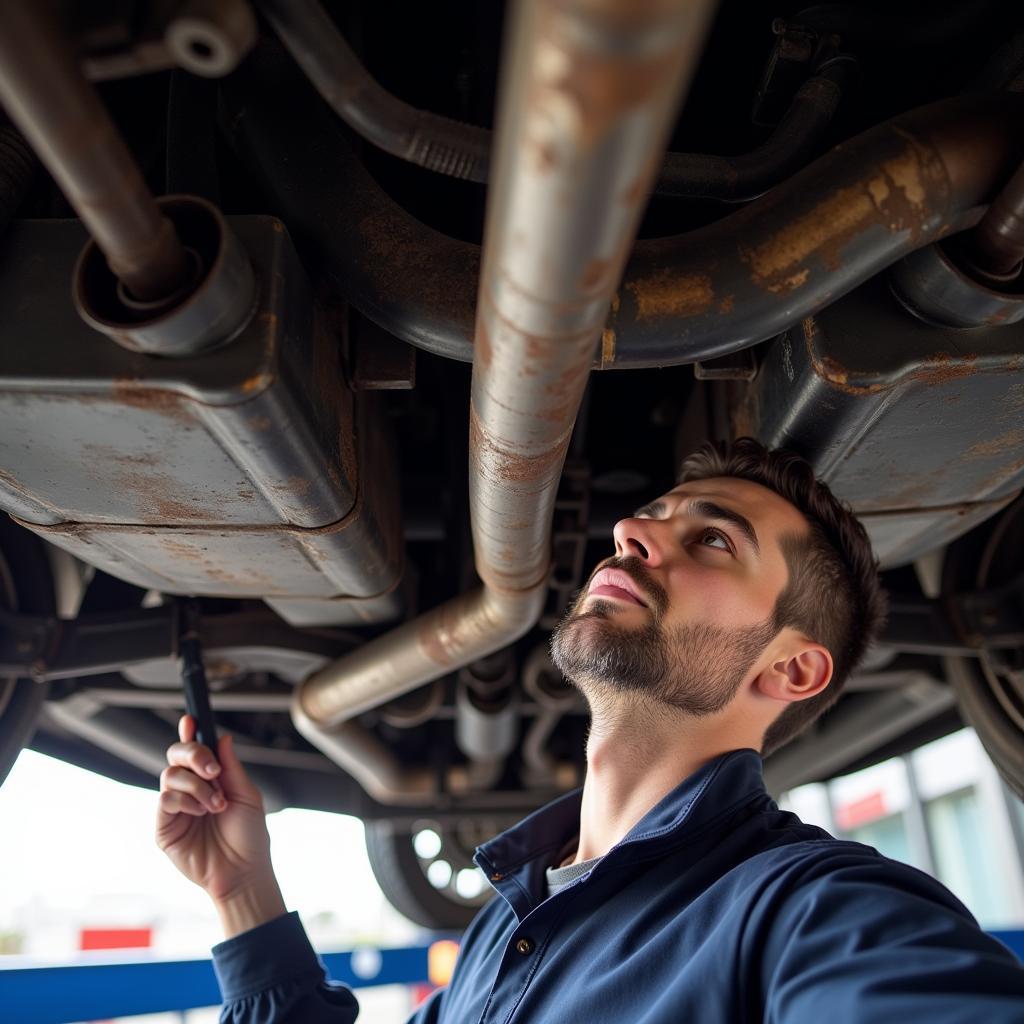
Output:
[0, 517, 56, 787]
[364, 818, 500, 931]
[942, 496, 1024, 799]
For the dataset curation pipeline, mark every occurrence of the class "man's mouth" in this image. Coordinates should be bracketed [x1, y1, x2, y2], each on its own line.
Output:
[586, 567, 648, 607]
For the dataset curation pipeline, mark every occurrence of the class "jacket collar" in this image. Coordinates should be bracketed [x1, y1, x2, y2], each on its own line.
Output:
[474, 748, 769, 919]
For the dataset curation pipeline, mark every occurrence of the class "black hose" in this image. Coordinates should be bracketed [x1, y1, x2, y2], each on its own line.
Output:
[256, 0, 491, 182]
[256, 0, 848, 200]
[658, 58, 853, 201]
[222, 46, 1024, 370]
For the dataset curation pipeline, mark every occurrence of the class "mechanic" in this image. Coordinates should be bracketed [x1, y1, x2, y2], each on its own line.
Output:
[156, 438, 1024, 1022]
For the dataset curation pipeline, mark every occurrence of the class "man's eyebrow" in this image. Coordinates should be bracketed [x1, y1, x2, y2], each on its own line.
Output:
[687, 499, 761, 555]
[632, 500, 667, 519]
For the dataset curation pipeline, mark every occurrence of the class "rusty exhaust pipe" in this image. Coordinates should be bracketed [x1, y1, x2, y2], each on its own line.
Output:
[0, 3, 190, 302]
[291, 0, 716, 803]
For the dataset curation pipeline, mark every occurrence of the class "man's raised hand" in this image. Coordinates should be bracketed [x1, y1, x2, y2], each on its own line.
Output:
[156, 714, 286, 937]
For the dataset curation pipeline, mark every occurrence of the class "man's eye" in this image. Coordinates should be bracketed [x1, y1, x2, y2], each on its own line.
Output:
[699, 529, 731, 551]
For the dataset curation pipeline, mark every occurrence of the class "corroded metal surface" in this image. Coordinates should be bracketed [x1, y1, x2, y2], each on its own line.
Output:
[604, 94, 1024, 367]
[734, 275, 1024, 567]
[470, 0, 714, 592]
[298, 586, 546, 726]
[74, 195, 257, 356]
[226, 58, 1024, 369]
[294, 0, 715, 797]
[0, 3, 189, 301]
[891, 239, 1024, 328]
[0, 217, 402, 620]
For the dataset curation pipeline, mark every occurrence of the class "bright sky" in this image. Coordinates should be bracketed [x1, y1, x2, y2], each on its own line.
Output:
[0, 749, 419, 959]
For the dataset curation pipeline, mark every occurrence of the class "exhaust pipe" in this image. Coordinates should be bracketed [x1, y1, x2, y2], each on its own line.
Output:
[0, 3, 190, 302]
[291, 0, 716, 803]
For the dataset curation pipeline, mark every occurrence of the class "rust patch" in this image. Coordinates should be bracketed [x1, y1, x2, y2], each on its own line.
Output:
[154, 534, 274, 588]
[766, 268, 809, 294]
[816, 355, 851, 385]
[240, 372, 272, 394]
[356, 205, 478, 346]
[802, 317, 887, 395]
[718, 295, 735, 314]
[627, 270, 714, 320]
[110, 381, 193, 424]
[740, 140, 939, 288]
[469, 403, 566, 485]
[543, 361, 589, 407]
[600, 328, 616, 367]
[276, 476, 312, 497]
[911, 351, 979, 385]
[82, 442, 213, 523]
[879, 146, 928, 208]
[968, 428, 1024, 457]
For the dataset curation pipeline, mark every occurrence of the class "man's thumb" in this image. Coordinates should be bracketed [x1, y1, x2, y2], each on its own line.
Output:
[216, 734, 259, 800]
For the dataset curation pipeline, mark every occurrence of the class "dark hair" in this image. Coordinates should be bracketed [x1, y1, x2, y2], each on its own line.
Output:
[677, 438, 887, 757]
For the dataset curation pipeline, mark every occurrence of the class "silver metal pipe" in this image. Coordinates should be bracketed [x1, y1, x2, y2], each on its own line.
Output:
[46, 696, 170, 777]
[292, 0, 715, 803]
[456, 684, 519, 764]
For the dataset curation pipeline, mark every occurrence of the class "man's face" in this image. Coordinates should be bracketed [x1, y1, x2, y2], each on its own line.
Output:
[551, 476, 810, 715]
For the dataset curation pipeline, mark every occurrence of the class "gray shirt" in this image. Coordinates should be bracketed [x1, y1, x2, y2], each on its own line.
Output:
[544, 837, 601, 897]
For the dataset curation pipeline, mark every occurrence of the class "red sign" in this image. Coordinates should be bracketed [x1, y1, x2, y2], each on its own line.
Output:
[834, 790, 887, 831]
[79, 928, 153, 951]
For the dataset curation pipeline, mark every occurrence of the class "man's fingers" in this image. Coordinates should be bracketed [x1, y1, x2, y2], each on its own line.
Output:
[158, 788, 207, 818]
[215, 734, 262, 804]
[166, 739, 221, 781]
[178, 714, 194, 744]
[160, 765, 226, 814]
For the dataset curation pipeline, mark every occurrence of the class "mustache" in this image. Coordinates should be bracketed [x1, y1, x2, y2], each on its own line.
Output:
[580, 555, 669, 618]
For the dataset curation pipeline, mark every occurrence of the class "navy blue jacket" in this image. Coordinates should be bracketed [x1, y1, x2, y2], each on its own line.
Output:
[212, 748, 1024, 1022]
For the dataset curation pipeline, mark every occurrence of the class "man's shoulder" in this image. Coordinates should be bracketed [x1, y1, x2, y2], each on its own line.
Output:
[740, 829, 976, 924]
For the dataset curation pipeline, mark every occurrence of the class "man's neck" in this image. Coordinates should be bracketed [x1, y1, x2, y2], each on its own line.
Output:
[565, 694, 754, 867]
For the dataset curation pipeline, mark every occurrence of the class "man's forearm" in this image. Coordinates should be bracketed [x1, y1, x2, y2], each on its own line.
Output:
[214, 873, 288, 939]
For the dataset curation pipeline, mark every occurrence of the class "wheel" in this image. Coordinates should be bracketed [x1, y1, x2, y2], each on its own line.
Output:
[942, 496, 1024, 798]
[0, 517, 56, 786]
[364, 816, 507, 930]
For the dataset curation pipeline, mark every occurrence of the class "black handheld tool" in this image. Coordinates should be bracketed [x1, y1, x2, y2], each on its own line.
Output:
[179, 598, 218, 754]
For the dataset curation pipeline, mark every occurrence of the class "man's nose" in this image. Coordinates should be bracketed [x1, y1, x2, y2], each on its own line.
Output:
[612, 516, 664, 566]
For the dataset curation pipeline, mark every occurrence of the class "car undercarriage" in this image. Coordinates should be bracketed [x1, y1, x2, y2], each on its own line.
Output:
[0, 0, 1023, 928]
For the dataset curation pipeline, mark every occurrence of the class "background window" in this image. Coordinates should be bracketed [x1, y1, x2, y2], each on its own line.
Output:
[926, 787, 1005, 926]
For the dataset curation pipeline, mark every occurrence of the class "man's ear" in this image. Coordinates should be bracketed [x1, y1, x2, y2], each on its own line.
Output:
[755, 638, 833, 705]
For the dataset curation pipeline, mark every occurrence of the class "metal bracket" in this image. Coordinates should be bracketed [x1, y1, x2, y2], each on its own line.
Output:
[0, 605, 352, 683]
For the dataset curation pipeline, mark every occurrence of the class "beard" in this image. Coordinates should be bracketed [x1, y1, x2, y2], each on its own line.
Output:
[550, 557, 778, 716]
